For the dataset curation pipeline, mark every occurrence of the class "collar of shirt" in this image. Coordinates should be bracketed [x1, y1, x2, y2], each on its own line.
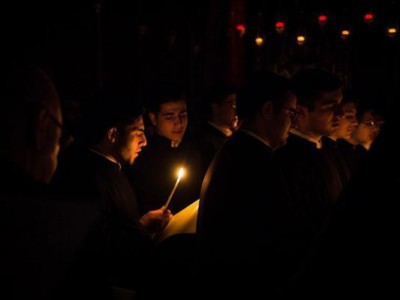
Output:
[171, 140, 182, 148]
[208, 120, 233, 137]
[89, 148, 122, 170]
[239, 128, 272, 149]
[290, 128, 322, 149]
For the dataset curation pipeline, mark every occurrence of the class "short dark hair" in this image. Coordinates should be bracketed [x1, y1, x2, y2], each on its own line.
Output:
[207, 83, 237, 105]
[236, 70, 293, 120]
[291, 67, 342, 109]
[145, 81, 186, 115]
[195, 83, 238, 119]
[84, 89, 145, 144]
[342, 88, 359, 106]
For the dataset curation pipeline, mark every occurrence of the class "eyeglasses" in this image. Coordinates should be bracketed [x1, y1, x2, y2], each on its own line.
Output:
[283, 106, 300, 121]
[361, 120, 385, 128]
[46, 113, 74, 149]
[47, 112, 63, 130]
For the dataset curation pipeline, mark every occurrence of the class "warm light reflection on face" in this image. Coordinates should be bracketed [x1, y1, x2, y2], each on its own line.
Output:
[334, 102, 358, 139]
[351, 110, 384, 149]
[152, 100, 188, 143]
[214, 93, 238, 130]
[308, 89, 343, 137]
[271, 92, 297, 148]
[117, 116, 147, 165]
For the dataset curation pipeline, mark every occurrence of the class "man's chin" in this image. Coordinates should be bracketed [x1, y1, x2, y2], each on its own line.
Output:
[129, 155, 138, 165]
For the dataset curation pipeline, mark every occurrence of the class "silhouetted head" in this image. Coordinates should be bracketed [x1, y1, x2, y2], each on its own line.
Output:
[1, 60, 62, 183]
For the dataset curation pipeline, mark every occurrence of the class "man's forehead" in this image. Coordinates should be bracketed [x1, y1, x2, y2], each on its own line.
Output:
[317, 89, 343, 103]
[127, 116, 144, 128]
[159, 100, 187, 112]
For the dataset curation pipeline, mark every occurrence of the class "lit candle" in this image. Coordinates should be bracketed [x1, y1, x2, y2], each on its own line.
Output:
[162, 167, 185, 211]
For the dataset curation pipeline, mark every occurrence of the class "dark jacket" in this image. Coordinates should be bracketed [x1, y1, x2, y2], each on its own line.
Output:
[128, 133, 203, 214]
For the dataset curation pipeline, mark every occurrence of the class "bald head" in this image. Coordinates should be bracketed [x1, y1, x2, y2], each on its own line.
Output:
[2, 64, 60, 120]
[1, 61, 62, 183]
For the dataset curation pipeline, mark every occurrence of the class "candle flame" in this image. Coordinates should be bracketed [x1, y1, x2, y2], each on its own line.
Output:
[177, 167, 185, 179]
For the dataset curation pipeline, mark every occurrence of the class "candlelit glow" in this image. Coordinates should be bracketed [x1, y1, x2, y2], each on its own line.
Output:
[177, 167, 185, 179]
[162, 167, 186, 211]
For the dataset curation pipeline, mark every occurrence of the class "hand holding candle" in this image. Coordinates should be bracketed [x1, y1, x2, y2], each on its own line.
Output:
[162, 167, 185, 211]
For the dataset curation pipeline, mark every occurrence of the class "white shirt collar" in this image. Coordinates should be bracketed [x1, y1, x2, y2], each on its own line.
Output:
[171, 140, 181, 148]
[289, 129, 322, 149]
[89, 148, 122, 170]
[239, 128, 272, 149]
[208, 120, 233, 137]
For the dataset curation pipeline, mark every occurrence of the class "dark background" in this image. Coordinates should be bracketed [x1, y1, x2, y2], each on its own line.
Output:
[3, 0, 399, 111]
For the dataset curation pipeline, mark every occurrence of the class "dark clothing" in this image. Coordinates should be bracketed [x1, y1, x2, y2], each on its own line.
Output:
[128, 134, 202, 214]
[194, 122, 230, 177]
[275, 133, 342, 228]
[57, 149, 142, 223]
[197, 130, 298, 296]
[290, 126, 399, 297]
[53, 147, 155, 294]
[337, 138, 369, 176]
[0, 159, 104, 300]
[272, 133, 344, 287]
[321, 136, 352, 188]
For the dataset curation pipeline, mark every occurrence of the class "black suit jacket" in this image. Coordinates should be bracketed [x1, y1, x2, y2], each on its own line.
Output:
[127, 134, 203, 214]
[0, 159, 104, 300]
[198, 131, 303, 291]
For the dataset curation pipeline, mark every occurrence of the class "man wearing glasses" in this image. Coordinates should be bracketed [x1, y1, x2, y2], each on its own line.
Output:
[0, 60, 101, 299]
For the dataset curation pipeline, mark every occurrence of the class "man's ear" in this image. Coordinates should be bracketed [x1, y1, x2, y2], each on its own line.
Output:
[292, 105, 307, 129]
[107, 127, 119, 143]
[149, 112, 157, 126]
[211, 102, 219, 115]
[297, 105, 307, 119]
[261, 101, 274, 119]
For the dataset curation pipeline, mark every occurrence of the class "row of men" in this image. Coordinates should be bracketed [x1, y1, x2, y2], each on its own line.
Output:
[1, 58, 389, 299]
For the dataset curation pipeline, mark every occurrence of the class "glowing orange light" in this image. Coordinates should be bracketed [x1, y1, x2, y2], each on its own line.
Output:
[296, 35, 306, 46]
[387, 27, 397, 38]
[163, 167, 185, 211]
[255, 36, 264, 46]
[340, 29, 351, 40]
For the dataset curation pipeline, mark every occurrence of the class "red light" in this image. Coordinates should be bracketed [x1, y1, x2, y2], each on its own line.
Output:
[364, 13, 374, 24]
[275, 21, 285, 34]
[236, 24, 246, 36]
[236, 24, 245, 31]
[318, 15, 328, 26]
